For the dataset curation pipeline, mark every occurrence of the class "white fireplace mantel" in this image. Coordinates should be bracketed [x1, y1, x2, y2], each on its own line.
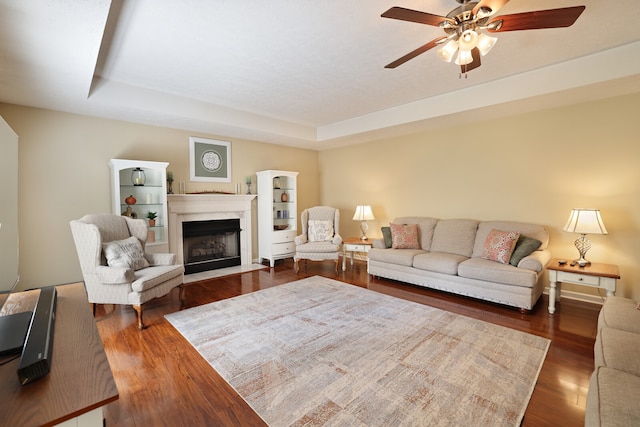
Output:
[167, 194, 256, 267]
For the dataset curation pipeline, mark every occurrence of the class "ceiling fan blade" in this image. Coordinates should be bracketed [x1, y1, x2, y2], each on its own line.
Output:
[472, 0, 510, 16]
[460, 48, 482, 74]
[381, 6, 455, 27]
[488, 6, 585, 32]
[385, 37, 448, 69]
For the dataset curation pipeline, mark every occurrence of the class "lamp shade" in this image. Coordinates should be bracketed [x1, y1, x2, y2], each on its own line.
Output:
[353, 205, 374, 221]
[563, 209, 608, 235]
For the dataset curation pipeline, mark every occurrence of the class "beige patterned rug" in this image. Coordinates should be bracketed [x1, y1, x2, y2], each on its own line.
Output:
[166, 276, 549, 426]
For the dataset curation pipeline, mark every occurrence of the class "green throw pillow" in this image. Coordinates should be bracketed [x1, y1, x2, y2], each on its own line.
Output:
[510, 235, 542, 266]
[381, 226, 392, 248]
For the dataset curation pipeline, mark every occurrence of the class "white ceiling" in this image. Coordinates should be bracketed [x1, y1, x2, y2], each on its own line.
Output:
[1, 0, 639, 150]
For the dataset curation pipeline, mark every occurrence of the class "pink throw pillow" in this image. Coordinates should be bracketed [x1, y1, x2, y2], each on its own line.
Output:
[390, 223, 420, 249]
[482, 229, 520, 264]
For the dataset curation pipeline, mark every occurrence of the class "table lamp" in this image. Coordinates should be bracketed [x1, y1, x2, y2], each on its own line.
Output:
[353, 205, 374, 240]
[563, 208, 608, 266]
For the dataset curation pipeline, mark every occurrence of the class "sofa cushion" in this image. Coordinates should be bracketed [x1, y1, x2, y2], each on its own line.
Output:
[585, 366, 640, 427]
[598, 296, 640, 334]
[413, 252, 468, 275]
[481, 229, 520, 264]
[509, 235, 542, 266]
[368, 248, 426, 267]
[457, 258, 537, 288]
[390, 223, 420, 249]
[392, 217, 438, 250]
[595, 327, 640, 377]
[381, 226, 392, 248]
[429, 219, 478, 257]
[472, 221, 549, 258]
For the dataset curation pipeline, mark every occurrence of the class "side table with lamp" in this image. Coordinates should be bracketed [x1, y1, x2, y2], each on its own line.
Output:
[547, 208, 620, 314]
[343, 205, 375, 271]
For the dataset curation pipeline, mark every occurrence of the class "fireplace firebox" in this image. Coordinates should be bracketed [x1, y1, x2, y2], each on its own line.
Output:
[182, 219, 241, 274]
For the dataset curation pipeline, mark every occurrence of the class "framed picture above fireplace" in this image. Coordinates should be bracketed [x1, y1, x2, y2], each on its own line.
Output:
[189, 137, 232, 182]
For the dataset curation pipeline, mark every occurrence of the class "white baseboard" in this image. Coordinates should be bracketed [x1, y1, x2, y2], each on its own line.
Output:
[543, 288, 606, 306]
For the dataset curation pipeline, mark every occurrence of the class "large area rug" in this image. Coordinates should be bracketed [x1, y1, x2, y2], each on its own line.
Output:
[166, 276, 550, 426]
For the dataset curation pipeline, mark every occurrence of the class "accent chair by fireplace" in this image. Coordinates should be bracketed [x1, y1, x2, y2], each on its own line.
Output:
[70, 213, 185, 329]
[294, 206, 342, 273]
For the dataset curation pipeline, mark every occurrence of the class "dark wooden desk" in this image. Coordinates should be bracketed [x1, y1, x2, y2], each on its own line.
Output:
[0, 283, 118, 427]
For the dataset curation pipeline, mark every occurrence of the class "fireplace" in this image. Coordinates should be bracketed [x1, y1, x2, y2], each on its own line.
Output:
[167, 194, 256, 274]
[182, 219, 241, 274]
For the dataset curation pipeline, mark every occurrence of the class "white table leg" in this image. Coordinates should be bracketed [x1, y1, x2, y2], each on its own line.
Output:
[548, 281, 557, 314]
[350, 251, 355, 267]
[342, 248, 347, 271]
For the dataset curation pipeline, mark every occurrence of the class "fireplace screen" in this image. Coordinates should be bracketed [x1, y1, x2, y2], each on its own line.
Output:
[182, 219, 241, 274]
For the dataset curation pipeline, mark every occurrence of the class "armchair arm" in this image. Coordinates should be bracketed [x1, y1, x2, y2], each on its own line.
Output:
[96, 265, 134, 285]
[295, 234, 308, 245]
[332, 234, 343, 245]
[145, 252, 177, 266]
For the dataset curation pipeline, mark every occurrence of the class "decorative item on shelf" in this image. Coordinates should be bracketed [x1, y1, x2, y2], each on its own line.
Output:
[274, 225, 289, 231]
[121, 206, 137, 218]
[167, 171, 174, 194]
[563, 208, 608, 266]
[353, 205, 375, 240]
[125, 195, 137, 205]
[147, 211, 158, 227]
[246, 176, 252, 194]
[281, 191, 288, 202]
[131, 167, 146, 186]
[273, 177, 281, 189]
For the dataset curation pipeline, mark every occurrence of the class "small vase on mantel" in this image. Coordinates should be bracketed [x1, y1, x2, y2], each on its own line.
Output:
[281, 191, 288, 202]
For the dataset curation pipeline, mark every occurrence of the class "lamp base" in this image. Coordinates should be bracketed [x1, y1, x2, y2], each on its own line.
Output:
[573, 234, 592, 266]
[360, 221, 369, 240]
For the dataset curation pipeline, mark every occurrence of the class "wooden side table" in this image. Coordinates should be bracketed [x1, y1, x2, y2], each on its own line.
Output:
[546, 258, 620, 314]
[342, 237, 374, 271]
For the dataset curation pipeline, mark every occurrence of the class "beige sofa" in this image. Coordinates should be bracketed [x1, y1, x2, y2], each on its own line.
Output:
[586, 296, 640, 426]
[368, 217, 551, 311]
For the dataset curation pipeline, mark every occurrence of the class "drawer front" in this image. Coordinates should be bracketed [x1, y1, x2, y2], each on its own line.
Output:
[345, 244, 370, 253]
[272, 230, 296, 243]
[558, 271, 600, 286]
[272, 242, 295, 256]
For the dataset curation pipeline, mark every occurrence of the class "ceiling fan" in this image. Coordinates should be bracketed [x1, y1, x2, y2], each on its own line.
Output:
[381, 0, 585, 75]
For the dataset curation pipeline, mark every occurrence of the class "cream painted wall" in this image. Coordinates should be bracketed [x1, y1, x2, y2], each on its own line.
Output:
[320, 92, 640, 301]
[0, 104, 319, 290]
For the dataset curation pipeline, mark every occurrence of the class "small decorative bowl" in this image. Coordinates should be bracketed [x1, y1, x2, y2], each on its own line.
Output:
[274, 225, 289, 231]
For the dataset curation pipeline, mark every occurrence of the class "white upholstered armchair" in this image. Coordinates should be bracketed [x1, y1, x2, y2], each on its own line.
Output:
[294, 206, 342, 272]
[70, 213, 185, 329]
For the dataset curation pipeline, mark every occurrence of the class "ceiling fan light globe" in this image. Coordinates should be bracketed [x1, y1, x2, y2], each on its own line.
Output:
[458, 29, 479, 51]
[455, 49, 473, 66]
[437, 40, 458, 63]
[477, 33, 497, 56]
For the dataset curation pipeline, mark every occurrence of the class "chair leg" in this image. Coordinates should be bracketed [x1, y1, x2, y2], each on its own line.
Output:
[133, 304, 145, 330]
[335, 259, 339, 273]
[294, 259, 299, 273]
[178, 284, 186, 307]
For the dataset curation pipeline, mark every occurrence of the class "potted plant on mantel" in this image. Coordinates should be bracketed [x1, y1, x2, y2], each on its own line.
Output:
[147, 211, 157, 227]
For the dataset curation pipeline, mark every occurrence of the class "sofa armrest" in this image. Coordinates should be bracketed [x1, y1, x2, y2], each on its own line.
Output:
[145, 252, 176, 266]
[295, 234, 308, 245]
[96, 265, 134, 285]
[372, 238, 386, 249]
[517, 249, 552, 273]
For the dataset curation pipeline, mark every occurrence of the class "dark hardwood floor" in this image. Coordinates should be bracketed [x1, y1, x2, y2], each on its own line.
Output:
[97, 259, 600, 426]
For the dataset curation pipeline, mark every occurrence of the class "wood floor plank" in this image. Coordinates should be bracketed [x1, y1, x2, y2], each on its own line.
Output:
[96, 259, 598, 426]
